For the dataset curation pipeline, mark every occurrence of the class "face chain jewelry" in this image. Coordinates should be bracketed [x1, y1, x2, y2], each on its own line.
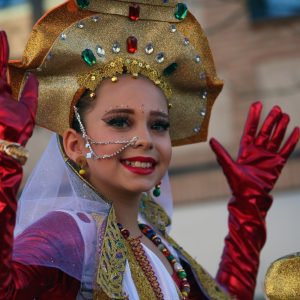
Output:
[74, 106, 138, 160]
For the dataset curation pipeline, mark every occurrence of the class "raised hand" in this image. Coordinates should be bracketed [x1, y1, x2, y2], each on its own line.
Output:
[211, 101, 299, 300]
[210, 101, 299, 215]
[0, 31, 38, 146]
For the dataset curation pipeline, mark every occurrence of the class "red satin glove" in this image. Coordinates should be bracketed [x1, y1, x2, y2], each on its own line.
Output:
[0, 31, 38, 146]
[210, 101, 300, 300]
[0, 31, 38, 298]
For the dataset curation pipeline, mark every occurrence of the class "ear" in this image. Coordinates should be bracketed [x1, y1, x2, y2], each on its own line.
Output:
[63, 129, 86, 162]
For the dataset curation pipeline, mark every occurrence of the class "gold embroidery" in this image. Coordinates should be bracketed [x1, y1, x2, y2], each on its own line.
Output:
[165, 235, 233, 300]
[92, 204, 231, 300]
[94, 208, 128, 299]
[139, 193, 171, 234]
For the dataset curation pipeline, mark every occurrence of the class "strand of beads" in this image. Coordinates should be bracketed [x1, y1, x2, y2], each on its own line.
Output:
[139, 223, 191, 300]
[117, 223, 164, 300]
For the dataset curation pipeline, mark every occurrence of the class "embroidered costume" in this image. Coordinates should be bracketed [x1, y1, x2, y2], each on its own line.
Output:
[0, 1, 299, 299]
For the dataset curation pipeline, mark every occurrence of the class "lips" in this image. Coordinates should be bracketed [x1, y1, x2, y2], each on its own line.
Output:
[120, 156, 157, 175]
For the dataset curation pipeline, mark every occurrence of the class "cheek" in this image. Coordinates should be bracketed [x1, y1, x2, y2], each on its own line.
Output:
[158, 136, 172, 165]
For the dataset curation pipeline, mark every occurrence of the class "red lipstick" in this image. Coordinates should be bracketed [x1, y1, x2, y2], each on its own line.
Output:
[120, 156, 157, 175]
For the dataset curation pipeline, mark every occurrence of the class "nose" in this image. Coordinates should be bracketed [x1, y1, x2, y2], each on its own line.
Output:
[132, 127, 154, 150]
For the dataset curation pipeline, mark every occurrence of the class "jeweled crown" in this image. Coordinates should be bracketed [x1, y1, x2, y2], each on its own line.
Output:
[9, 0, 223, 146]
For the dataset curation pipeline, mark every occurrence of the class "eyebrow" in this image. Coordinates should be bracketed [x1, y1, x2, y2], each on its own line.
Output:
[104, 108, 169, 118]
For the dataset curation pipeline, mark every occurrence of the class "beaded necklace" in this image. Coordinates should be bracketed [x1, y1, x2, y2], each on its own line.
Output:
[117, 222, 191, 300]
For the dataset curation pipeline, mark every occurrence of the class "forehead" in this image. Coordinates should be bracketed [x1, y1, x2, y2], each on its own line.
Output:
[94, 75, 168, 111]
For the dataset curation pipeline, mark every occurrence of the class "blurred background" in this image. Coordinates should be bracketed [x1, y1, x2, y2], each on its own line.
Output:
[1, 0, 299, 298]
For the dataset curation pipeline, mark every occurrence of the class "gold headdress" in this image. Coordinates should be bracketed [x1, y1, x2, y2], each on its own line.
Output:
[9, 0, 223, 146]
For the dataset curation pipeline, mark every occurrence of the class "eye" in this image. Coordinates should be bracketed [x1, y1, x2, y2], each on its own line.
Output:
[151, 119, 170, 132]
[105, 116, 130, 128]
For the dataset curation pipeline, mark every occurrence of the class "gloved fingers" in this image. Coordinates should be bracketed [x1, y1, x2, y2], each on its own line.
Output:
[255, 105, 282, 147]
[240, 101, 263, 149]
[19, 73, 39, 120]
[210, 137, 235, 172]
[0, 31, 9, 84]
[279, 127, 300, 160]
[267, 113, 290, 152]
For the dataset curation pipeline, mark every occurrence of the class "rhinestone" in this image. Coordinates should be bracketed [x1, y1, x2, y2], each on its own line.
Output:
[145, 43, 154, 55]
[200, 108, 207, 117]
[91, 15, 100, 22]
[76, 0, 90, 9]
[194, 55, 201, 64]
[183, 38, 190, 46]
[175, 3, 188, 20]
[193, 125, 201, 133]
[60, 33, 67, 40]
[129, 3, 140, 21]
[96, 45, 105, 57]
[156, 52, 165, 64]
[77, 21, 84, 29]
[127, 36, 138, 54]
[36, 67, 42, 72]
[112, 42, 121, 53]
[81, 49, 96, 66]
[200, 72, 206, 80]
[86, 152, 92, 159]
[170, 24, 177, 32]
[200, 90, 208, 99]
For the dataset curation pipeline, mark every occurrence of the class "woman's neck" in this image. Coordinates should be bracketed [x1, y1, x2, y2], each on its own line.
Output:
[113, 192, 141, 238]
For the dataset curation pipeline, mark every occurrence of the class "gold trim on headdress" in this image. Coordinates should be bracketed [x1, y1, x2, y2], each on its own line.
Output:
[9, 0, 223, 146]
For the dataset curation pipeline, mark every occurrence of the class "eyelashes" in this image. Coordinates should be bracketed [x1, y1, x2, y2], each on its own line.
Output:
[103, 114, 170, 132]
[105, 115, 130, 128]
[151, 120, 170, 131]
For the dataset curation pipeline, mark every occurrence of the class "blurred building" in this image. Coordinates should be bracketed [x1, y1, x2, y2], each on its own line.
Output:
[171, 0, 300, 204]
[0, 1, 300, 298]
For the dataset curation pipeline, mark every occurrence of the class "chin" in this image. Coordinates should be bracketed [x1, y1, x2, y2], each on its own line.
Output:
[124, 183, 154, 195]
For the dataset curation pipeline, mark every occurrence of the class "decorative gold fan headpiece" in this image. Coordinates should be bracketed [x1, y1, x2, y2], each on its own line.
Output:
[9, 0, 223, 146]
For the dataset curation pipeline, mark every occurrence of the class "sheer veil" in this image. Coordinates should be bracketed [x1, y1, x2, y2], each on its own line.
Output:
[14, 133, 174, 236]
[12, 134, 173, 297]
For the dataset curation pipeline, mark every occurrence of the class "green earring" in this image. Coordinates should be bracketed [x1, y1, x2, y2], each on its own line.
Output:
[153, 182, 161, 197]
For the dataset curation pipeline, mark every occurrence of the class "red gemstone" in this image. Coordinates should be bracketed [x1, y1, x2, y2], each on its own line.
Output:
[129, 3, 140, 21]
[127, 36, 138, 54]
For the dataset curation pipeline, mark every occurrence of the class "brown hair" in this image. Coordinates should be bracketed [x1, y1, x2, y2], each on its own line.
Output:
[72, 90, 97, 132]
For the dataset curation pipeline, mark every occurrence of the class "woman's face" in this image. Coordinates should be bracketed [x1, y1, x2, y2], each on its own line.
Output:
[81, 75, 172, 200]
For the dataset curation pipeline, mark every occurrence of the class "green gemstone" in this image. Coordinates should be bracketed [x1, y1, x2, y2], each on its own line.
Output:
[153, 188, 161, 197]
[175, 3, 188, 20]
[76, 0, 90, 9]
[82, 49, 96, 66]
[163, 62, 178, 77]
[178, 270, 187, 279]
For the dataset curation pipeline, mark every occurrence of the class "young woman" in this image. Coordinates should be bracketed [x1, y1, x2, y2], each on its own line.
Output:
[0, 1, 299, 299]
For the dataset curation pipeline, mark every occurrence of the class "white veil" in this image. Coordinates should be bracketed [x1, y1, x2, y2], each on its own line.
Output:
[15, 134, 173, 235]
[12, 134, 174, 289]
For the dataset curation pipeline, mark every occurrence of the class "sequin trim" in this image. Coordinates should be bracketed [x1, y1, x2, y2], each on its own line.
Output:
[77, 57, 172, 100]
